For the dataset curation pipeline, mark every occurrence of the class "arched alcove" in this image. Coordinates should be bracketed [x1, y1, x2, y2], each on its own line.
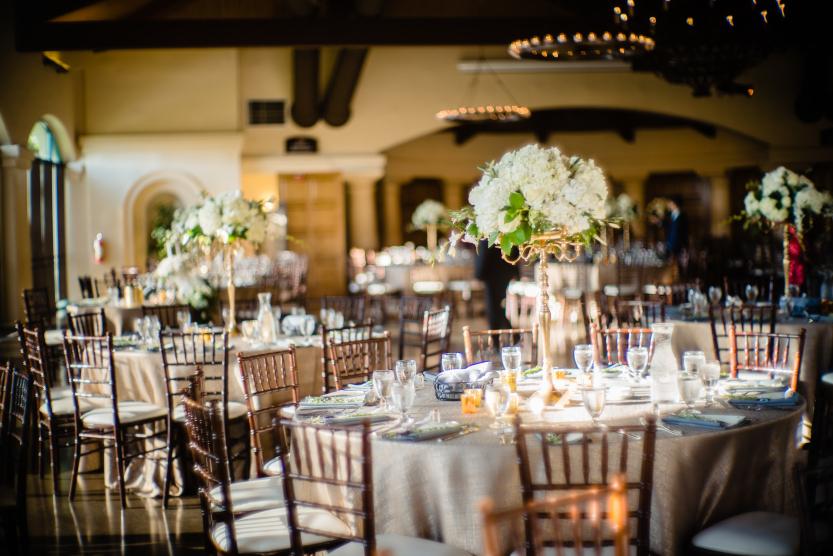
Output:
[123, 171, 204, 267]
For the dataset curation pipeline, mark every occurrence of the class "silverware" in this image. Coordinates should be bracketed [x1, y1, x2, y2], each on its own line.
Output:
[436, 426, 480, 443]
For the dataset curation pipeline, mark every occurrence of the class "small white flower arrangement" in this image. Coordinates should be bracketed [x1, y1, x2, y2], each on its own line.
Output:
[606, 193, 639, 222]
[411, 199, 448, 230]
[449, 144, 611, 256]
[740, 166, 832, 233]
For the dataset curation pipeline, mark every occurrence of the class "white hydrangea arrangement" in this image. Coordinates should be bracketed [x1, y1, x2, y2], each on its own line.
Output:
[411, 199, 448, 230]
[606, 193, 639, 222]
[166, 191, 270, 250]
[741, 166, 832, 233]
[449, 144, 611, 256]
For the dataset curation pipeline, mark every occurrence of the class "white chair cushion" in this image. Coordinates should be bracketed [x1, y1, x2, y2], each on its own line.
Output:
[40, 396, 95, 416]
[691, 511, 799, 556]
[81, 401, 167, 428]
[262, 456, 284, 477]
[208, 476, 284, 512]
[173, 400, 248, 422]
[210, 506, 349, 554]
[330, 533, 472, 556]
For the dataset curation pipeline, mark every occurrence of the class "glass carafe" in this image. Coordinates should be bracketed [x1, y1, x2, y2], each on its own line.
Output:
[649, 322, 679, 403]
[256, 292, 278, 344]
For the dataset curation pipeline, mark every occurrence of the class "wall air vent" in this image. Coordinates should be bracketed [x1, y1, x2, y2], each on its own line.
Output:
[248, 100, 285, 125]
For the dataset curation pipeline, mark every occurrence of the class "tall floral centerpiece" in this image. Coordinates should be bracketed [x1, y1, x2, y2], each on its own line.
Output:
[739, 166, 832, 300]
[606, 193, 638, 251]
[161, 191, 271, 333]
[448, 144, 614, 401]
[411, 199, 448, 251]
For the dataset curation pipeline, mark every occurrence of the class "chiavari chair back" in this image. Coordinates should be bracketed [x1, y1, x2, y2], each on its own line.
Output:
[142, 303, 191, 330]
[321, 322, 374, 393]
[590, 324, 654, 367]
[22, 287, 55, 328]
[321, 295, 367, 325]
[462, 325, 539, 368]
[613, 300, 666, 328]
[506, 286, 538, 329]
[557, 288, 591, 341]
[480, 474, 631, 556]
[328, 333, 392, 390]
[67, 308, 107, 336]
[728, 326, 805, 392]
[78, 276, 103, 299]
[0, 361, 11, 437]
[63, 333, 168, 508]
[514, 415, 657, 556]
[709, 304, 777, 364]
[237, 347, 300, 477]
[420, 306, 452, 373]
[397, 295, 434, 360]
[0, 367, 33, 553]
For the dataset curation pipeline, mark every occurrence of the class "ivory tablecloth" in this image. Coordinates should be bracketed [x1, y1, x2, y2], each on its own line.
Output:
[298, 386, 802, 556]
[92, 338, 324, 497]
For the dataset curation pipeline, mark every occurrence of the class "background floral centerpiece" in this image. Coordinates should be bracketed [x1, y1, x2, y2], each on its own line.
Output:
[605, 193, 639, 251]
[737, 166, 833, 298]
[448, 144, 614, 400]
[411, 199, 448, 251]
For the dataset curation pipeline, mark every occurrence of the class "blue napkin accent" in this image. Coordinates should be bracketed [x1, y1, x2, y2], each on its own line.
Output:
[663, 413, 747, 430]
[381, 422, 463, 442]
[728, 392, 801, 409]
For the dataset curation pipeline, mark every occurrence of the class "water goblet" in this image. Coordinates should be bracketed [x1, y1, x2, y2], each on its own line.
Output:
[678, 371, 702, 411]
[581, 386, 607, 425]
[501, 346, 522, 373]
[395, 359, 417, 384]
[573, 344, 594, 375]
[132, 317, 146, 342]
[682, 350, 706, 375]
[626, 346, 649, 381]
[484, 383, 511, 429]
[176, 309, 191, 330]
[745, 284, 759, 304]
[708, 286, 722, 306]
[390, 381, 415, 424]
[372, 370, 395, 411]
[441, 352, 465, 373]
[699, 360, 721, 407]
[301, 315, 316, 345]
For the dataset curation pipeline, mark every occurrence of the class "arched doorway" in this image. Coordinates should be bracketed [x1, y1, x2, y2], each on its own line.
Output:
[123, 171, 204, 268]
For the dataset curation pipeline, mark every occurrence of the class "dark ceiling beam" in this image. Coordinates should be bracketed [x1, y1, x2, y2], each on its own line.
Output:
[12, 17, 591, 51]
[50, 0, 161, 22]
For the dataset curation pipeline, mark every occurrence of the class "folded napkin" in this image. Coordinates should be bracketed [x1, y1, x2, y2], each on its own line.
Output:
[601, 364, 629, 376]
[663, 411, 748, 430]
[727, 391, 801, 409]
[721, 379, 787, 395]
[325, 413, 395, 425]
[542, 432, 585, 445]
[381, 422, 463, 442]
[298, 395, 365, 410]
[436, 362, 496, 384]
[345, 381, 373, 391]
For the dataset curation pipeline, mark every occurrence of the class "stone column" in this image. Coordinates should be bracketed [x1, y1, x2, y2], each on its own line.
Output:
[1, 145, 34, 322]
[620, 175, 646, 238]
[383, 180, 402, 247]
[709, 172, 731, 237]
[346, 173, 383, 250]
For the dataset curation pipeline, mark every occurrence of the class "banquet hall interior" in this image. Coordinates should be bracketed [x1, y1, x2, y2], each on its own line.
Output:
[1, 1, 832, 555]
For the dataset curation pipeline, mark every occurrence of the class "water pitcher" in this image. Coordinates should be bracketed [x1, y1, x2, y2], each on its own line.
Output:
[649, 322, 679, 403]
[256, 292, 278, 343]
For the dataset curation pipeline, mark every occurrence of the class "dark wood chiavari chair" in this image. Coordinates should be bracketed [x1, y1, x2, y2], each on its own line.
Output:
[182, 396, 337, 555]
[612, 299, 667, 328]
[142, 303, 192, 330]
[159, 329, 249, 507]
[728, 326, 806, 392]
[22, 287, 55, 328]
[590, 324, 654, 367]
[67, 308, 107, 336]
[795, 461, 833, 556]
[0, 361, 11, 437]
[321, 295, 367, 325]
[280, 418, 471, 556]
[0, 368, 33, 555]
[78, 276, 103, 299]
[505, 286, 538, 329]
[17, 322, 76, 495]
[328, 333, 392, 390]
[397, 295, 434, 360]
[321, 323, 374, 393]
[419, 306, 453, 374]
[237, 348, 300, 478]
[63, 334, 168, 508]
[709, 303, 777, 364]
[480, 473, 631, 556]
[809, 374, 833, 470]
[462, 325, 539, 368]
[513, 414, 657, 556]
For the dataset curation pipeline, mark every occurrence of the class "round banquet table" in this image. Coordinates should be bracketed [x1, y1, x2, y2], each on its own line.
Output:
[89, 337, 324, 497]
[311, 384, 803, 556]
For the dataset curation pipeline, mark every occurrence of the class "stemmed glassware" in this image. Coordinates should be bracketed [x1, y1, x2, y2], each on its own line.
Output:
[708, 286, 722, 306]
[581, 386, 607, 425]
[390, 381, 416, 424]
[441, 353, 465, 373]
[484, 383, 511, 429]
[372, 370, 395, 411]
[745, 284, 759, 304]
[573, 344, 593, 375]
[626, 346, 649, 382]
[501, 346, 522, 389]
[301, 315, 316, 346]
[395, 359, 417, 383]
[677, 371, 702, 412]
[682, 350, 706, 375]
[699, 360, 721, 407]
[176, 309, 192, 330]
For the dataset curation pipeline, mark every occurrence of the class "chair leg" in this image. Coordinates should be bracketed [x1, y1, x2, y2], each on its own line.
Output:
[162, 423, 174, 509]
[69, 436, 82, 501]
[49, 430, 60, 496]
[37, 425, 45, 479]
[114, 431, 127, 510]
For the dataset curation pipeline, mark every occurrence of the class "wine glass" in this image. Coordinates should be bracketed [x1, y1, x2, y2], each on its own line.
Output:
[301, 315, 316, 345]
[372, 370, 395, 411]
[682, 350, 706, 375]
[390, 381, 415, 423]
[501, 345, 522, 384]
[484, 383, 511, 429]
[699, 360, 721, 407]
[626, 346, 649, 381]
[176, 309, 191, 330]
[745, 284, 759, 304]
[708, 286, 722, 306]
[678, 371, 702, 411]
[441, 353, 465, 373]
[133, 317, 146, 342]
[395, 359, 417, 384]
[581, 386, 607, 425]
[573, 344, 594, 374]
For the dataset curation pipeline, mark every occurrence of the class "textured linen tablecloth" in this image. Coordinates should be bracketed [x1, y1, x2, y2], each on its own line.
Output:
[294, 385, 802, 556]
[87, 338, 324, 497]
